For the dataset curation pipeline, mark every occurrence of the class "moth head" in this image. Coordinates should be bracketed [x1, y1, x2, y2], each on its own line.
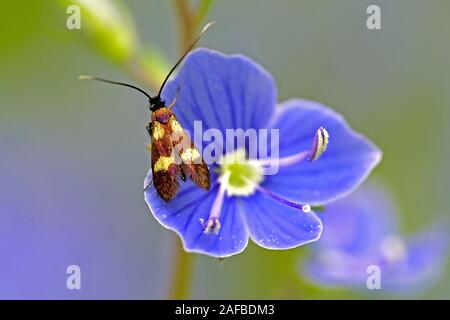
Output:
[153, 107, 173, 124]
[149, 96, 166, 111]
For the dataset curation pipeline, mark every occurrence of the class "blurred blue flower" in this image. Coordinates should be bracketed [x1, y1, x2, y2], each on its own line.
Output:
[0, 141, 168, 298]
[144, 48, 381, 258]
[303, 183, 449, 294]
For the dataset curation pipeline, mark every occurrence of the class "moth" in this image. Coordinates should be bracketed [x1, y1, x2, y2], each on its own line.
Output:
[80, 23, 213, 201]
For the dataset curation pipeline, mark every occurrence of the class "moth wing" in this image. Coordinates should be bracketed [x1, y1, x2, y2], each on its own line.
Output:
[169, 117, 210, 191]
[151, 119, 180, 202]
[181, 158, 211, 191]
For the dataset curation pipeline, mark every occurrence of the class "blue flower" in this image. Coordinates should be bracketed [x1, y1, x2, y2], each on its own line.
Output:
[303, 182, 449, 293]
[144, 48, 381, 258]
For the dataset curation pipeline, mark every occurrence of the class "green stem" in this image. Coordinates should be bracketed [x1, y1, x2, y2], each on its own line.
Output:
[172, 0, 195, 53]
[124, 58, 160, 91]
[166, 0, 215, 300]
[195, 0, 214, 28]
[167, 236, 194, 299]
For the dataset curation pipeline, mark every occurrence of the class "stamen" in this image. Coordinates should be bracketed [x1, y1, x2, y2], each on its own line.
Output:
[254, 183, 311, 213]
[204, 218, 221, 234]
[203, 171, 231, 234]
[307, 127, 329, 162]
[257, 151, 309, 167]
[256, 127, 329, 169]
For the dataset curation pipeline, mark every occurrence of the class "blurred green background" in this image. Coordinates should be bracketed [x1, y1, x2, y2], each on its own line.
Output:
[0, 0, 449, 299]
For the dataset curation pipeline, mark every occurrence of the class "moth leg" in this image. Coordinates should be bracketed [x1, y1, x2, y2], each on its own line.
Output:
[143, 179, 153, 192]
[180, 169, 187, 182]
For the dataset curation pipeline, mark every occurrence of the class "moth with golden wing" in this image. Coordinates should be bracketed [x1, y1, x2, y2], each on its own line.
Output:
[80, 23, 214, 201]
[147, 106, 210, 201]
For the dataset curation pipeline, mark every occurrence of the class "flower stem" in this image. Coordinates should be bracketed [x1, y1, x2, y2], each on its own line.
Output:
[172, 0, 195, 53]
[125, 58, 160, 92]
[195, 0, 214, 29]
[167, 236, 194, 299]
[166, 0, 215, 299]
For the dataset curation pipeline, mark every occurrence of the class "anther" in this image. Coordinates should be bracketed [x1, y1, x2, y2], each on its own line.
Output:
[308, 127, 329, 162]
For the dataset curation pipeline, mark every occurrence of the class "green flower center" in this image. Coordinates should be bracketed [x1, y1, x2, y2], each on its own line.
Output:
[219, 149, 264, 196]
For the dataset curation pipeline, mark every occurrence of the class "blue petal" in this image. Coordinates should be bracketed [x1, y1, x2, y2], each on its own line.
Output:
[238, 191, 322, 250]
[161, 48, 277, 145]
[304, 226, 449, 293]
[317, 182, 399, 255]
[263, 99, 382, 205]
[303, 183, 449, 293]
[380, 225, 449, 293]
[304, 253, 377, 288]
[144, 171, 249, 258]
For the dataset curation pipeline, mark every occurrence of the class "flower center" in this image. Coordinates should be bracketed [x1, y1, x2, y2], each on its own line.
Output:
[379, 235, 407, 264]
[202, 128, 329, 235]
[218, 149, 264, 196]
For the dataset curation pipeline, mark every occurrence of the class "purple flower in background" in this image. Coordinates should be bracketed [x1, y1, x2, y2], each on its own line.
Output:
[303, 183, 448, 293]
[144, 48, 381, 258]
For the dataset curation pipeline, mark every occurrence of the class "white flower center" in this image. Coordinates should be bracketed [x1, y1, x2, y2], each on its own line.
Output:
[218, 149, 264, 197]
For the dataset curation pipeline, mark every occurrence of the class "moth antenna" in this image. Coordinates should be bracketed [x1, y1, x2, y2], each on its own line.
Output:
[157, 21, 215, 99]
[78, 75, 152, 100]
